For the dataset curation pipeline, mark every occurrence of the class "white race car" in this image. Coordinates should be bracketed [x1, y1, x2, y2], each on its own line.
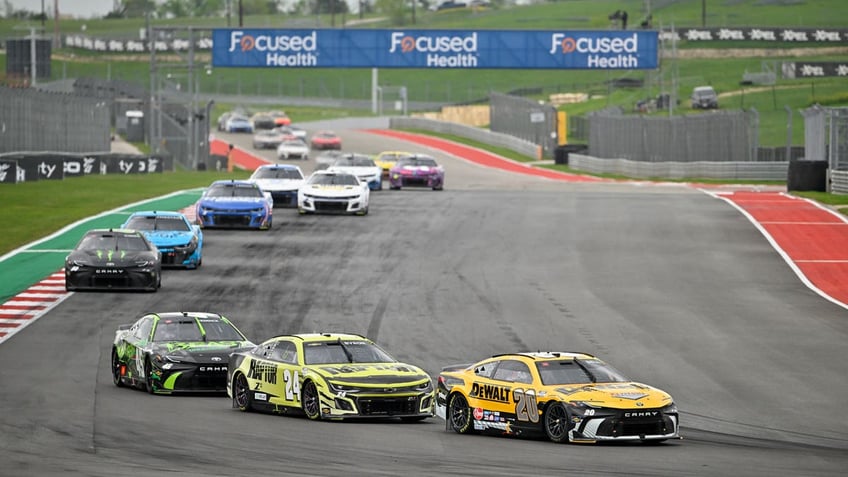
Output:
[327, 153, 383, 191]
[248, 164, 306, 208]
[298, 170, 370, 215]
[276, 138, 310, 161]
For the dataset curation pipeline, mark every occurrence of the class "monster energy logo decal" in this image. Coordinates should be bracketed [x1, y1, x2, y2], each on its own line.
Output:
[96, 250, 127, 260]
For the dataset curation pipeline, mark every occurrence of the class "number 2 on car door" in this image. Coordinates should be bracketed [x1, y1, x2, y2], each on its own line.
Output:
[513, 388, 539, 423]
[284, 369, 300, 401]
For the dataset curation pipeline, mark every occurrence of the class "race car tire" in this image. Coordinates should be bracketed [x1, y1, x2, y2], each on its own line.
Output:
[447, 392, 474, 434]
[233, 373, 253, 412]
[145, 357, 156, 395]
[302, 380, 321, 420]
[111, 348, 124, 387]
[543, 402, 570, 443]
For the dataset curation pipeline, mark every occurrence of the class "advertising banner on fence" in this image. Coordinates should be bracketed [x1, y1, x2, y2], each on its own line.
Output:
[782, 61, 848, 78]
[211, 29, 659, 70]
[0, 154, 170, 184]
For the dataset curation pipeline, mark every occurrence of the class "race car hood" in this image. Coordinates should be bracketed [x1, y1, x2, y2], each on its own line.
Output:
[302, 184, 364, 197]
[329, 166, 382, 178]
[197, 197, 267, 210]
[155, 341, 255, 363]
[310, 363, 430, 386]
[394, 165, 441, 176]
[144, 230, 194, 247]
[252, 178, 304, 192]
[68, 249, 155, 265]
[550, 382, 673, 409]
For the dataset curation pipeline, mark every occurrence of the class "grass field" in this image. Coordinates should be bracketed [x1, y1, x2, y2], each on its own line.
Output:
[0, 170, 250, 257]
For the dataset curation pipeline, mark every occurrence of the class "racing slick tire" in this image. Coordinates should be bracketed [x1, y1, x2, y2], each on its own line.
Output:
[447, 392, 474, 434]
[233, 373, 253, 412]
[543, 402, 571, 443]
[111, 348, 124, 387]
[302, 380, 321, 420]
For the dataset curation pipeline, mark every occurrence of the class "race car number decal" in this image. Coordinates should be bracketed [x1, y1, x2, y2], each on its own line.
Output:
[513, 388, 539, 423]
[284, 369, 300, 401]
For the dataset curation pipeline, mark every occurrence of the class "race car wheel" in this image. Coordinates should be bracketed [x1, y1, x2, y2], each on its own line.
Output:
[447, 392, 474, 434]
[302, 380, 321, 420]
[233, 373, 253, 412]
[145, 358, 156, 395]
[543, 402, 571, 444]
[111, 348, 124, 387]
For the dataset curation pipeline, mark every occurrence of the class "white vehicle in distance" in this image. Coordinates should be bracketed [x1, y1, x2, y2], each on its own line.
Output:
[298, 170, 370, 216]
[248, 164, 306, 208]
[327, 153, 383, 191]
[276, 138, 310, 161]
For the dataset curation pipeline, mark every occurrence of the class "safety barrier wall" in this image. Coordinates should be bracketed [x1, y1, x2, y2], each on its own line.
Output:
[568, 153, 788, 180]
[389, 116, 541, 160]
[588, 110, 758, 163]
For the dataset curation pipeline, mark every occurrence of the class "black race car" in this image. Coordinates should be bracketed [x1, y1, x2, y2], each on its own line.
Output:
[112, 312, 255, 394]
[64, 228, 162, 292]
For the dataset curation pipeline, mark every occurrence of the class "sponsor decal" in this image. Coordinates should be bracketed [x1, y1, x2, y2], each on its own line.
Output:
[624, 411, 659, 418]
[470, 382, 511, 403]
[473, 407, 484, 420]
[255, 392, 268, 401]
[389, 31, 478, 68]
[247, 359, 278, 384]
[549, 33, 640, 68]
[228, 30, 318, 67]
[199, 366, 226, 372]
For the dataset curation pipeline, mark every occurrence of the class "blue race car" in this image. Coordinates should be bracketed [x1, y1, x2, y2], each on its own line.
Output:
[195, 180, 273, 230]
[122, 211, 203, 269]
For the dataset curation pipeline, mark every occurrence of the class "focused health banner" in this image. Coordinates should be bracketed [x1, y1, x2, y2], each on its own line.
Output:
[211, 29, 659, 70]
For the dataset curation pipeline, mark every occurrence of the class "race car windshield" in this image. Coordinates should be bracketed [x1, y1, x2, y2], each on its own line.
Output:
[400, 158, 438, 167]
[207, 185, 263, 198]
[304, 341, 396, 365]
[309, 174, 359, 186]
[125, 216, 190, 232]
[199, 320, 245, 341]
[536, 359, 629, 385]
[254, 168, 303, 180]
[335, 157, 375, 167]
[153, 320, 203, 342]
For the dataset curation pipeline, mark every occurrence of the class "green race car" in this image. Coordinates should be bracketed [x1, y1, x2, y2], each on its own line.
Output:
[227, 333, 435, 421]
[112, 312, 255, 394]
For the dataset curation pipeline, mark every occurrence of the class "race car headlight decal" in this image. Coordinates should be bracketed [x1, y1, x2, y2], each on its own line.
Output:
[661, 402, 678, 414]
[135, 260, 155, 267]
[415, 380, 433, 392]
[327, 381, 362, 393]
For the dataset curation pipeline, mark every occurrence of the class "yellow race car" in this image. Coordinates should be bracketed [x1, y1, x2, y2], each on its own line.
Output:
[374, 151, 413, 177]
[227, 333, 435, 421]
[436, 352, 679, 444]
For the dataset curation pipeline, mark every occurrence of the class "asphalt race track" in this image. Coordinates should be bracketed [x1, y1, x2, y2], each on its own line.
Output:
[1, 120, 847, 476]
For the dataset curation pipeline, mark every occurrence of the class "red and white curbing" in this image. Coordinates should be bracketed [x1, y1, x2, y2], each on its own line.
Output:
[0, 271, 72, 345]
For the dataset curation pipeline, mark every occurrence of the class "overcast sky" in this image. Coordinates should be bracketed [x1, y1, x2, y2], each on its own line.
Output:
[6, 0, 115, 19]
